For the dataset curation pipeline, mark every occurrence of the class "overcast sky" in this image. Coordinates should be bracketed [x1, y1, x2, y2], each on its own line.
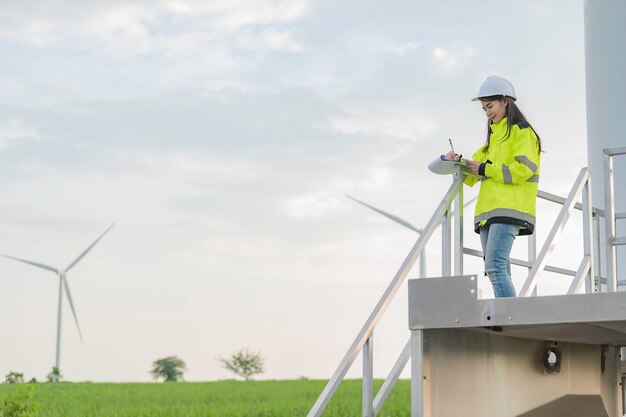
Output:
[0, 0, 589, 382]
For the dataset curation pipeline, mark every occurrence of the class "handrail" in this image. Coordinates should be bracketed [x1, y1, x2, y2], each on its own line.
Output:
[604, 146, 626, 290]
[538, 189, 603, 216]
[519, 168, 594, 296]
[461, 186, 601, 289]
[350, 187, 605, 288]
[463, 247, 578, 276]
[307, 169, 465, 417]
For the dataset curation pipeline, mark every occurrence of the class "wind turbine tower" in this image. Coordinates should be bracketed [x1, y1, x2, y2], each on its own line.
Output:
[1, 223, 115, 380]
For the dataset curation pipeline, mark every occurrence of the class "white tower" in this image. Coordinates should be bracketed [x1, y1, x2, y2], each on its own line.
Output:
[584, 0, 626, 288]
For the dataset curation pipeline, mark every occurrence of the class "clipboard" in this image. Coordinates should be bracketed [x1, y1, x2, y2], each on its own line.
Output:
[428, 155, 469, 175]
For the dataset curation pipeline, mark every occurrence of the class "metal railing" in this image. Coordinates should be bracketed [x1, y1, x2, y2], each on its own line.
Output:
[462, 185, 607, 295]
[461, 168, 596, 296]
[308, 161, 619, 416]
[519, 168, 595, 296]
[604, 146, 626, 291]
[306, 167, 466, 417]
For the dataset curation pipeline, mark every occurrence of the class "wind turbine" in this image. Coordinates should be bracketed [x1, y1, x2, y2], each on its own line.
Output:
[1, 223, 115, 379]
[346, 195, 476, 278]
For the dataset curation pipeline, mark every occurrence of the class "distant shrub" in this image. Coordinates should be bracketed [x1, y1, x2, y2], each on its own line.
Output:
[0, 385, 41, 417]
[3, 373, 23, 385]
[45, 368, 61, 383]
[220, 348, 265, 381]
[150, 356, 187, 382]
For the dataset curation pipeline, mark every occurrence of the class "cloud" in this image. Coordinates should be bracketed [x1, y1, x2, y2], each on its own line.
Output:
[0, 118, 40, 150]
[385, 41, 421, 57]
[235, 28, 303, 52]
[77, 4, 154, 57]
[284, 192, 347, 220]
[330, 104, 439, 142]
[128, 150, 265, 187]
[0, 1, 316, 101]
[0, 3, 153, 55]
[430, 46, 475, 78]
[168, 0, 311, 30]
[283, 165, 398, 220]
[0, 1, 311, 57]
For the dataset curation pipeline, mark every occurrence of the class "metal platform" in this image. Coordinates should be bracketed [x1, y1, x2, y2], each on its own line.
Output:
[409, 275, 626, 345]
[408, 275, 625, 417]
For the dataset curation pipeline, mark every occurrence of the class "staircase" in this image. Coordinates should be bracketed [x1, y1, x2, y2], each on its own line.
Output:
[307, 146, 626, 417]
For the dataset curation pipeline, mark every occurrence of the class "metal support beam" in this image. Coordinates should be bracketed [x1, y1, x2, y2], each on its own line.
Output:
[453, 167, 463, 276]
[411, 330, 424, 417]
[604, 152, 617, 291]
[583, 180, 595, 294]
[615, 347, 623, 417]
[442, 209, 451, 277]
[622, 375, 626, 417]
[528, 232, 537, 296]
[594, 211, 602, 292]
[611, 237, 626, 246]
[363, 334, 374, 417]
[604, 146, 626, 156]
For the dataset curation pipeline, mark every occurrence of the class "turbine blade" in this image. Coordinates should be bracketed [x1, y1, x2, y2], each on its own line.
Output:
[0, 253, 57, 273]
[62, 276, 83, 342]
[346, 195, 423, 234]
[65, 223, 115, 272]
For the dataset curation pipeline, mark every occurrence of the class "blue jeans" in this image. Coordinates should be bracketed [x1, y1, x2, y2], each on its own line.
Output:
[479, 223, 520, 298]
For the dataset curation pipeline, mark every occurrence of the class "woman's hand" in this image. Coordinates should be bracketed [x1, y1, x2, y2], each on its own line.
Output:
[462, 159, 481, 175]
[445, 151, 459, 160]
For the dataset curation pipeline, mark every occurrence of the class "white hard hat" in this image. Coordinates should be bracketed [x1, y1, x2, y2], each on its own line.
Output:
[471, 75, 517, 101]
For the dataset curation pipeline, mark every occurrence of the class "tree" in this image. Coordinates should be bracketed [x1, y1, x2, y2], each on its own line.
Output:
[220, 348, 265, 381]
[46, 367, 62, 383]
[150, 356, 186, 382]
[4, 372, 24, 384]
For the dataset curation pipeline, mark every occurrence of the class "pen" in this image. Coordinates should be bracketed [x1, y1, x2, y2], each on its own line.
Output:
[448, 138, 455, 154]
[448, 138, 462, 160]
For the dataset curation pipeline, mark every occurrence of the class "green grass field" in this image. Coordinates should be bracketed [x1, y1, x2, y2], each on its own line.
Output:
[0, 379, 410, 417]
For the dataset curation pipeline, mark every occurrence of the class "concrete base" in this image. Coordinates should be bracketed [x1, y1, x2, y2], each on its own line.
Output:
[420, 329, 619, 417]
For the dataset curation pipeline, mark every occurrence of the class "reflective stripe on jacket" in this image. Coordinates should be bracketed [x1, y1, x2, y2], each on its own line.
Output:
[464, 117, 540, 235]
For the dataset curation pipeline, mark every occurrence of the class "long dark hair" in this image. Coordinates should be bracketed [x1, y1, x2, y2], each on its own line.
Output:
[481, 96, 542, 153]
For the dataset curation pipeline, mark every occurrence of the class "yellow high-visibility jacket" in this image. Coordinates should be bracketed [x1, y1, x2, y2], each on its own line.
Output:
[464, 117, 541, 235]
